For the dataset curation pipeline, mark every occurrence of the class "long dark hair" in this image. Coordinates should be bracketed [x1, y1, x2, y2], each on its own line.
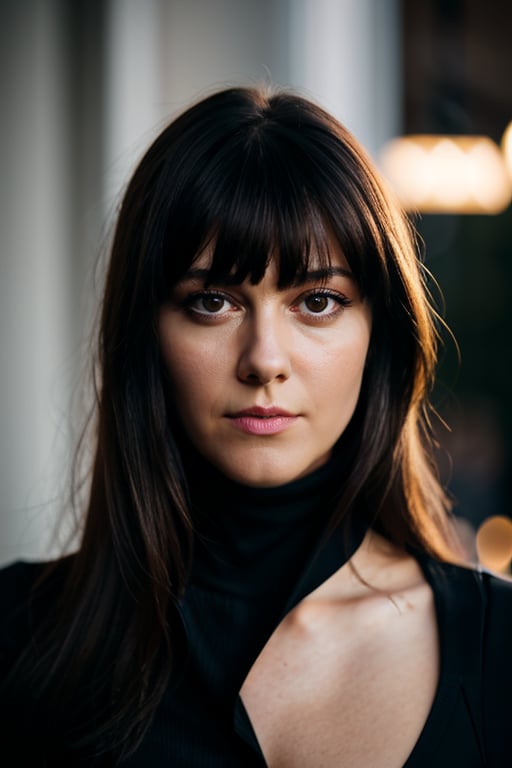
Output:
[7, 85, 458, 762]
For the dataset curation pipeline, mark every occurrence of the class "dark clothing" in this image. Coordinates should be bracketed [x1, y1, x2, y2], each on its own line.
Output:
[2, 551, 512, 766]
[1, 459, 511, 766]
[123, 549, 512, 767]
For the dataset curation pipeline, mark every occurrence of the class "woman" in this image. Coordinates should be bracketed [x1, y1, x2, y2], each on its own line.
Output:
[1, 85, 511, 767]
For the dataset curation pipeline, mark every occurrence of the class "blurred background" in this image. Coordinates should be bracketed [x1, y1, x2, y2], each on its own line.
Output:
[1, 0, 511, 571]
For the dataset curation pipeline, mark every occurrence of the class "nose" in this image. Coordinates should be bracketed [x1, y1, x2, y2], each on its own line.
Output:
[237, 311, 292, 385]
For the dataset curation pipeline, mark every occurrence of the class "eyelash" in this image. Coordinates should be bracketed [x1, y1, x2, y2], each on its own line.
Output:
[181, 290, 236, 318]
[295, 289, 353, 318]
[181, 288, 352, 320]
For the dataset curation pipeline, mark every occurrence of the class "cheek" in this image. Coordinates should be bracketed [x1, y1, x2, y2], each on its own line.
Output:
[315, 333, 370, 413]
[162, 346, 199, 400]
[319, 342, 367, 377]
[160, 349, 208, 441]
[160, 336, 228, 414]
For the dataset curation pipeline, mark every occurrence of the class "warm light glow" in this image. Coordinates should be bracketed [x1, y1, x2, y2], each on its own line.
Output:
[501, 121, 512, 179]
[379, 134, 512, 214]
[476, 515, 512, 574]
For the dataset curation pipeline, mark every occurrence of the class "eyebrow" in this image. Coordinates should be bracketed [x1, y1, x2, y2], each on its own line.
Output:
[176, 266, 354, 285]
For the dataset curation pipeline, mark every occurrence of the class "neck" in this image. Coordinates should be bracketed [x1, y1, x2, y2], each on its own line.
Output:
[181, 447, 369, 690]
[186, 449, 362, 597]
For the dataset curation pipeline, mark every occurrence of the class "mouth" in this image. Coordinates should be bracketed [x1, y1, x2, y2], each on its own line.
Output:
[230, 406, 295, 418]
[226, 406, 298, 436]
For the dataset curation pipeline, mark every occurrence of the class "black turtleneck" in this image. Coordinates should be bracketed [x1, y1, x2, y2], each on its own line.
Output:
[124, 454, 367, 767]
[187, 456, 345, 690]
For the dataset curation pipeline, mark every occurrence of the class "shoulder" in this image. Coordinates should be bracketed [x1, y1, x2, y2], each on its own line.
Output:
[480, 565, 512, 614]
[477, 569, 512, 702]
[478, 568, 512, 762]
[0, 558, 48, 602]
[418, 552, 512, 630]
[0, 555, 73, 608]
[416, 548, 509, 591]
[418, 553, 512, 762]
[413, 553, 512, 674]
[0, 556, 73, 668]
[0, 558, 49, 627]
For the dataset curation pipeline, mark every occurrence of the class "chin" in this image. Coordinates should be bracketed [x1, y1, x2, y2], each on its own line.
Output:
[216, 454, 329, 488]
[213, 461, 292, 488]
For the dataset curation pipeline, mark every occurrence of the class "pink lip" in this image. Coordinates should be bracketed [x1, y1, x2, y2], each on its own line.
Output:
[227, 406, 298, 436]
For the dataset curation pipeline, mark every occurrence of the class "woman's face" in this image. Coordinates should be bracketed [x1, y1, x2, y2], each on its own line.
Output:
[159, 243, 372, 487]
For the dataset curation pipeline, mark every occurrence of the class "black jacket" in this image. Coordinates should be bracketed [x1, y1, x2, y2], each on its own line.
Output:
[1, 552, 511, 767]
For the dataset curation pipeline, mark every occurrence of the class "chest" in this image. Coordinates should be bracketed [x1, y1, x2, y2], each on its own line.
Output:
[240, 587, 439, 768]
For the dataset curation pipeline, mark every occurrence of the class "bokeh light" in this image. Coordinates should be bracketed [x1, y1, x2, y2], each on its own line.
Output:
[475, 515, 512, 575]
[501, 121, 512, 180]
[379, 134, 512, 214]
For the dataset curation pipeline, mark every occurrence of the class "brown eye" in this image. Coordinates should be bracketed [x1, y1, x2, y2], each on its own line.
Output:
[185, 291, 237, 317]
[200, 295, 225, 313]
[304, 294, 329, 313]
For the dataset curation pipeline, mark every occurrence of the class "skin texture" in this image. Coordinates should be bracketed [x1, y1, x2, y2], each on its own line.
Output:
[159, 245, 372, 488]
[240, 530, 439, 768]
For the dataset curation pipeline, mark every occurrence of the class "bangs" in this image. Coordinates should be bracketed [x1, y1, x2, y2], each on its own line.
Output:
[157, 90, 384, 299]
[160, 123, 365, 294]
[200, 164, 333, 289]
